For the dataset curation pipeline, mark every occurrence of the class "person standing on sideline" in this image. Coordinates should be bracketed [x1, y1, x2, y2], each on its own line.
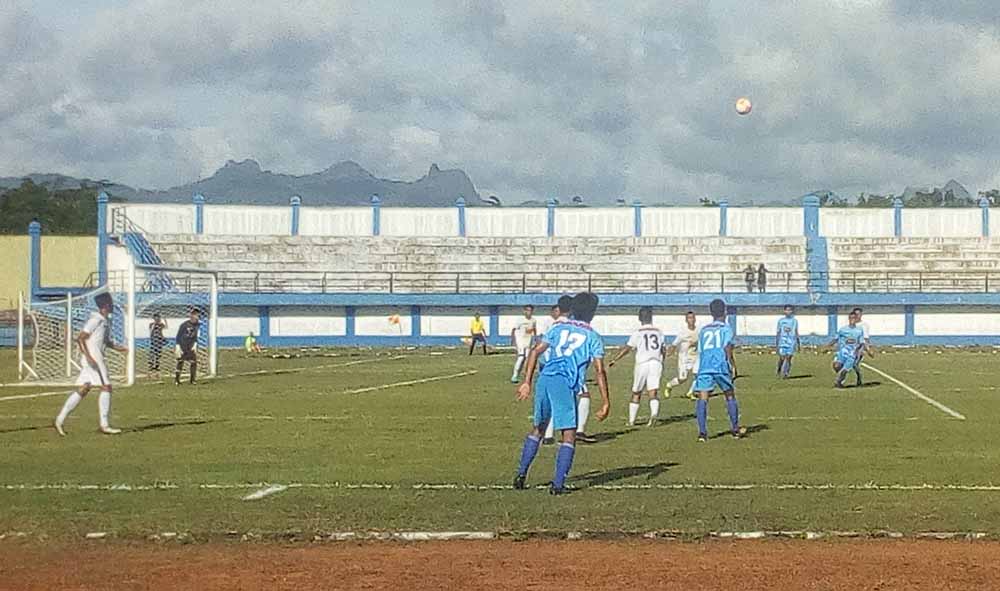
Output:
[469, 312, 488, 355]
[148, 312, 167, 372]
[174, 308, 201, 386]
[757, 264, 769, 293]
[744, 265, 756, 293]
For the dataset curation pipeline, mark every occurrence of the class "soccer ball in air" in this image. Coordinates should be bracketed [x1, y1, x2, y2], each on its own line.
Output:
[735, 97, 752, 116]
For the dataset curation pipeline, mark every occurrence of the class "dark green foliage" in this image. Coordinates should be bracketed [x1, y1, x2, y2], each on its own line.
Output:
[0, 180, 105, 235]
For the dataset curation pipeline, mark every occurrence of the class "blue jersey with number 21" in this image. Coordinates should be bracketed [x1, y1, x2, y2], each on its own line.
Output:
[698, 321, 733, 375]
[540, 321, 604, 390]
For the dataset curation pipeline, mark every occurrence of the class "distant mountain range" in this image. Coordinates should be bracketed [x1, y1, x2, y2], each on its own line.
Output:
[0, 160, 486, 207]
[0, 161, 980, 207]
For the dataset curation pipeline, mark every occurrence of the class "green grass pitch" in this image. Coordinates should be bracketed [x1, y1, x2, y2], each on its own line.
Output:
[1, 346, 999, 539]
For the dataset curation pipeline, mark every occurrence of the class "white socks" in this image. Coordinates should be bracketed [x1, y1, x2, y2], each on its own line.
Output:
[650, 397, 660, 420]
[667, 376, 681, 389]
[544, 420, 554, 440]
[98, 391, 111, 429]
[628, 401, 640, 426]
[56, 392, 83, 425]
[576, 396, 590, 434]
[512, 355, 525, 380]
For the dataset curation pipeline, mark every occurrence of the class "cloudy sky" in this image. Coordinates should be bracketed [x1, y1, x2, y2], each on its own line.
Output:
[2, 0, 999, 203]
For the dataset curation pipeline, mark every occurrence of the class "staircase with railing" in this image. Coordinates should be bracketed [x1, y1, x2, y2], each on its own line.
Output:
[110, 209, 174, 291]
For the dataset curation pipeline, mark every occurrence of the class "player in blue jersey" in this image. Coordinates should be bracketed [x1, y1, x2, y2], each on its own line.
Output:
[775, 305, 800, 379]
[513, 292, 610, 495]
[693, 299, 746, 442]
[829, 311, 868, 388]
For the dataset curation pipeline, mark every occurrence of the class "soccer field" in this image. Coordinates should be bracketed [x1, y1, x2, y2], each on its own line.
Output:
[1, 346, 999, 539]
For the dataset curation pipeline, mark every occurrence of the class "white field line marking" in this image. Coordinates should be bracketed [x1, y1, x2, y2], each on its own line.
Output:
[0, 414, 919, 422]
[0, 390, 65, 402]
[221, 355, 407, 380]
[861, 363, 966, 420]
[242, 484, 288, 501]
[6, 481, 1000, 493]
[342, 370, 478, 394]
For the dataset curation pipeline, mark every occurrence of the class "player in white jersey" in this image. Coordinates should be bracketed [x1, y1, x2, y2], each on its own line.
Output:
[609, 307, 664, 427]
[664, 311, 699, 399]
[510, 305, 537, 383]
[54, 293, 128, 436]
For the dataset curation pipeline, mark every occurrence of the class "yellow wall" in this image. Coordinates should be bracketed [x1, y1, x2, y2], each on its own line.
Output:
[0, 236, 97, 310]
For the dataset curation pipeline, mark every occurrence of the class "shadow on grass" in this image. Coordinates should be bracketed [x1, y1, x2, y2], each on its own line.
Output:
[709, 423, 769, 440]
[649, 413, 695, 427]
[571, 461, 680, 488]
[128, 419, 217, 433]
[784, 374, 814, 380]
[0, 424, 50, 435]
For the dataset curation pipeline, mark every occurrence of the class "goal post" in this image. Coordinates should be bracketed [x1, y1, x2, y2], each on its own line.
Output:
[16, 261, 219, 387]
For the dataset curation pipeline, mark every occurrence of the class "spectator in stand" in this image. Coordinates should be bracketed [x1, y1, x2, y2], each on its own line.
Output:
[469, 312, 489, 356]
[744, 264, 756, 293]
[758, 263, 769, 293]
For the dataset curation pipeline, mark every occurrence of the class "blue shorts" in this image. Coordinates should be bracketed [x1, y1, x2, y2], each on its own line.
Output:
[835, 351, 858, 371]
[534, 374, 578, 431]
[694, 373, 734, 394]
[777, 345, 796, 357]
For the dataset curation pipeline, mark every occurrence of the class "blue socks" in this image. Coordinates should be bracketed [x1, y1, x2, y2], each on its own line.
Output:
[553, 443, 575, 489]
[782, 358, 792, 378]
[517, 434, 541, 477]
[726, 397, 740, 431]
[695, 399, 708, 435]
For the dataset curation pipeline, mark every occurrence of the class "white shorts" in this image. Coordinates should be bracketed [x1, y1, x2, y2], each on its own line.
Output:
[677, 354, 699, 380]
[76, 359, 110, 387]
[515, 339, 532, 355]
[632, 360, 663, 393]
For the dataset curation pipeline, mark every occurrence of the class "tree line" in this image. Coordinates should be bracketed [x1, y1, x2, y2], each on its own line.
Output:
[0, 181, 123, 235]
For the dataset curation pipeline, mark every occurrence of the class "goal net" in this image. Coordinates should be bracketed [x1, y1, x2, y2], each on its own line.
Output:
[17, 262, 218, 387]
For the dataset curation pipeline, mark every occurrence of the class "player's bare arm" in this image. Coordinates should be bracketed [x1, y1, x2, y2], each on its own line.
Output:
[607, 345, 633, 368]
[592, 357, 611, 421]
[726, 344, 737, 379]
[515, 342, 547, 401]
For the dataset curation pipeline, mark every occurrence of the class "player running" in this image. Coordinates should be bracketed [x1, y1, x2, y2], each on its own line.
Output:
[664, 311, 699, 400]
[775, 305, 800, 379]
[830, 311, 869, 389]
[54, 293, 128, 436]
[608, 307, 664, 427]
[513, 292, 610, 495]
[693, 299, 746, 442]
[510, 305, 537, 383]
[174, 308, 201, 386]
[850, 307, 874, 386]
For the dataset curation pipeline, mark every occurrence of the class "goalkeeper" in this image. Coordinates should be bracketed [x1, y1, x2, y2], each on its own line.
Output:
[174, 308, 201, 386]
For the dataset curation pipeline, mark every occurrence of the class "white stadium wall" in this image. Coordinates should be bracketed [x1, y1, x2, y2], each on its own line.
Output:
[110, 204, 195, 234]
[913, 307, 1000, 336]
[465, 208, 547, 237]
[903, 209, 981, 238]
[554, 208, 633, 237]
[729, 208, 803, 237]
[269, 306, 347, 337]
[356, 306, 413, 336]
[203, 205, 290, 236]
[837, 308, 906, 336]
[380, 208, 458, 237]
[736, 309, 828, 337]
[819, 209, 895, 237]
[642, 208, 719, 237]
[298, 207, 372, 236]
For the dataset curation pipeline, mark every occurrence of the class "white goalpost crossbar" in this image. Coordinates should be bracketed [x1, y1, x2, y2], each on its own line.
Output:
[14, 260, 219, 387]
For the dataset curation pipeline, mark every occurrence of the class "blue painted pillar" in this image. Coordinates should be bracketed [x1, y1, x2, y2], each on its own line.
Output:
[371, 195, 381, 236]
[290, 195, 301, 236]
[727, 306, 737, 336]
[980, 196, 990, 238]
[719, 199, 729, 237]
[258, 306, 271, 346]
[904, 305, 915, 338]
[546, 198, 557, 237]
[411, 305, 422, 339]
[96, 191, 109, 285]
[827, 306, 839, 337]
[893, 197, 903, 238]
[193, 194, 206, 234]
[456, 197, 466, 237]
[633, 200, 643, 237]
[345, 306, 356, 337]
[803, 194, 820, 238]
[28, 220, 41, 297]
[488, 305, 500, 343]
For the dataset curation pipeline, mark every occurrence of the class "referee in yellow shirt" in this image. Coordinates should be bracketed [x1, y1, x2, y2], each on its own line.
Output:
[469, 312, 488, 355]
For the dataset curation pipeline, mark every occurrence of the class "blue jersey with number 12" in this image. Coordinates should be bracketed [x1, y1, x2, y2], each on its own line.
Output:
[540, 320, 604, 390]
[698, 320, 733, 375]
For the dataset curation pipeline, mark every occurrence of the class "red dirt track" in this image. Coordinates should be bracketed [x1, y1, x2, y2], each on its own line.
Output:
[2, 539, 1000, 590]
